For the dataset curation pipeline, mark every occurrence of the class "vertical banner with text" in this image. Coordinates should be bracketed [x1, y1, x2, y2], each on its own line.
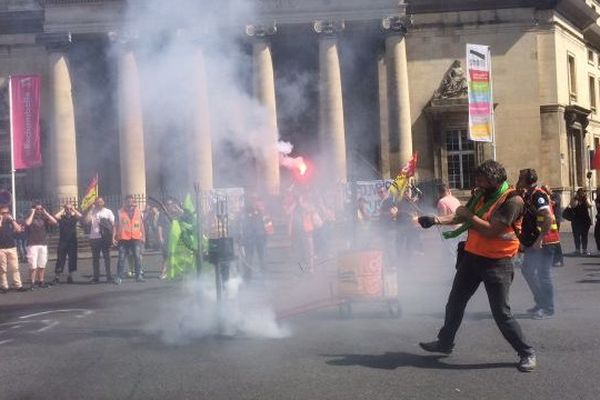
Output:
[10, 75, 42, 169]
[466, 44, 494, 142]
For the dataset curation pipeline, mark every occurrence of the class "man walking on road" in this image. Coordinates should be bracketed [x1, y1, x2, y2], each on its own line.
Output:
[517, 169, 559, 320]
[416, 160, 537, 372]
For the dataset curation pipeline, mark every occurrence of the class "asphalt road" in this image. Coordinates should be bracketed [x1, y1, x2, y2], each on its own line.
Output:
[1, 236, 600, 400]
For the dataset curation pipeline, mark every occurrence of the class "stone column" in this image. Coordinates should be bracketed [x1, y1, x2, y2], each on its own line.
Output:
[116, 40, 146, 197]
[43, 34, 78, 199]
[314, 20, 347, 184]
[189, 47, 214, 191]
[377, 52, 391, 179]
[247, 23, 280, 195]
[384, 16, 413, 173]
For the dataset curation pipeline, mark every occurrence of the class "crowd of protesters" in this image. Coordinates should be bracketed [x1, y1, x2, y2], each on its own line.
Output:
[1, 174, 596, 304]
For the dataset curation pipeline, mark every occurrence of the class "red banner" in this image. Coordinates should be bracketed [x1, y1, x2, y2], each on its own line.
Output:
[10, 75, 42, 169]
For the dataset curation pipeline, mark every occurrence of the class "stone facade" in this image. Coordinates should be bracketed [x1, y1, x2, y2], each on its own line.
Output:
[0, 0, 598, 201]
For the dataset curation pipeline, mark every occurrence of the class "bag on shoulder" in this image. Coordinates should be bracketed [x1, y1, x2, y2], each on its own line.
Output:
[99, 217, 113, 244]
[561, 207, 575, 222]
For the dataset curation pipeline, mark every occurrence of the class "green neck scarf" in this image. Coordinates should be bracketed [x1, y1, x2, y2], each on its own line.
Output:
[443, 181, 510, 239]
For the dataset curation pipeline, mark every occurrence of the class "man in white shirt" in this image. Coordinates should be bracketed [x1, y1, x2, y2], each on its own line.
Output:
[85, 197, 115, 283]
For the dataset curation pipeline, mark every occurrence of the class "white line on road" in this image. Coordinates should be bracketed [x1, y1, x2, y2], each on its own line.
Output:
[19, 309, 93, 319]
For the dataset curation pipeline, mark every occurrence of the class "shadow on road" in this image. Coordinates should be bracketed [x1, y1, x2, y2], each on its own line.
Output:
[421, 311, 532, 321]
[323, 352, 515, 370]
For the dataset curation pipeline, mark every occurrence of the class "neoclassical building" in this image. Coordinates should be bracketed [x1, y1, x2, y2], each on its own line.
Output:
[0, 0, 599, 200]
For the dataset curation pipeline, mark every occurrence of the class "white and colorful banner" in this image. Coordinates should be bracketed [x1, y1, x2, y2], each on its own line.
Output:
[466, 44, 494, 142]
[10, 75, 42, 169]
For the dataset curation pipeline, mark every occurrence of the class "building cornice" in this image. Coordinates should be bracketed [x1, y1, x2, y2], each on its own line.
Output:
[406, 0, 556, 14]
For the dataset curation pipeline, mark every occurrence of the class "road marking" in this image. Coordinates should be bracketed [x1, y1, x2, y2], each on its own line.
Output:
[0, 309, 94, 344]
[36, 320, 60, 332]
[19, 309, 93, 319]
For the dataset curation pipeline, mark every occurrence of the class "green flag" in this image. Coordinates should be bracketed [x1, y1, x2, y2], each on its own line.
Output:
[166, 194, 200, 279]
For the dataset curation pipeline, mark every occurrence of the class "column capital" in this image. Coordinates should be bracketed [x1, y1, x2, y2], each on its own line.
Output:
[36, 32, 72, 51]
[382, 15, 412, 36]
[108, 31, 140, 51]
[245, 22, 277, 38]
[313, 20, 345, 36]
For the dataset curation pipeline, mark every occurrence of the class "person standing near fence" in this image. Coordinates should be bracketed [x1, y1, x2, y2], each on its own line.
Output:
[241, 195, 272, 280]
[0, 205, 28, 293]
[85, 197, 115, 283]
[115, 195, 145, 284]
[15, 213, 27, 262]
[157, 198, 182, 279]
[25, 202, 57, 289]
[53, 202, 81, 284]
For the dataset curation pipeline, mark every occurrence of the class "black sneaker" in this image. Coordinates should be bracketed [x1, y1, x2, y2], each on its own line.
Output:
[67, 276, 74, 284]
[15, 286, 29, 292]
[517, 353, 536, 372]
[54, 276, 60, 284]
[38, 281, 49, 288]
[90, 278, 100, 284]
[419, 340, 454, 354]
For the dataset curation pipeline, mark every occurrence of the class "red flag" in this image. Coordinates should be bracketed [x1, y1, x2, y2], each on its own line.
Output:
[592, 146, 600, 170]
[10, 75, 42, 169]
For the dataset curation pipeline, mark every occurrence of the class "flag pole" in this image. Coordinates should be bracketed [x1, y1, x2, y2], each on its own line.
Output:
[489, 46, 497, 161]
[8, 76, 17, 217]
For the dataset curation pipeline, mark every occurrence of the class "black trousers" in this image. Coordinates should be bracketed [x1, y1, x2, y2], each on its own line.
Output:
[55, 238, 78, 274]
[594, 220, 600, 252]
[437, 251, 534, 357]
[572, 222, 590, 252]
[91, 238, 112, 280]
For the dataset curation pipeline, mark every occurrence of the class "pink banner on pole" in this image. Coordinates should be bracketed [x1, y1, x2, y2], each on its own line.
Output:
[10, 75, 42, 169]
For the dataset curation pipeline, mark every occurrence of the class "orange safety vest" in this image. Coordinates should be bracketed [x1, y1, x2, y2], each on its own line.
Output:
[465, 189, 522, 259]
[531, 188, 561, 245]
[118, 207, 143, 241]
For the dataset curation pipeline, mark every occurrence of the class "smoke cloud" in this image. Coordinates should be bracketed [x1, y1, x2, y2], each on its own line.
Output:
[145, 275, 290, 344]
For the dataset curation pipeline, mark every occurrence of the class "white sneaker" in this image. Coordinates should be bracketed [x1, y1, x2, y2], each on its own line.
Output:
[517, 353, 536, 372]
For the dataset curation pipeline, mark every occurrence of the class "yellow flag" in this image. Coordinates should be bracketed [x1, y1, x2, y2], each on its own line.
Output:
[80, 173, 98, 210]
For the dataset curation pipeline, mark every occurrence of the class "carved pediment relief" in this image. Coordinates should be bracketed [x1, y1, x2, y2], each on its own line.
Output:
[432, 60, 468, 100]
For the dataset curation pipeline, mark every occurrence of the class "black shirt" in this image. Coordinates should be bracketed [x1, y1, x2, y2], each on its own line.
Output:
[0, 220, 16, 249]
[58, 214, 79, 241]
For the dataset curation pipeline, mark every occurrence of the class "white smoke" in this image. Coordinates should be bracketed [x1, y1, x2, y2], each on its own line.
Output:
[145, 274, 290, 345]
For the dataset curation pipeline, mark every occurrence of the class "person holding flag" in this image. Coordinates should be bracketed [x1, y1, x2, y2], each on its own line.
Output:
[416, 160, 537, 373]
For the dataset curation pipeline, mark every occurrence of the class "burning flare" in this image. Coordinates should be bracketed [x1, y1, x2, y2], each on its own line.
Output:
[278, 140, 307, 176]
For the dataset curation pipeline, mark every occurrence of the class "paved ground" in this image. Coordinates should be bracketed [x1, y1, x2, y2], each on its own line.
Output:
[1, 234, 600, 400]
